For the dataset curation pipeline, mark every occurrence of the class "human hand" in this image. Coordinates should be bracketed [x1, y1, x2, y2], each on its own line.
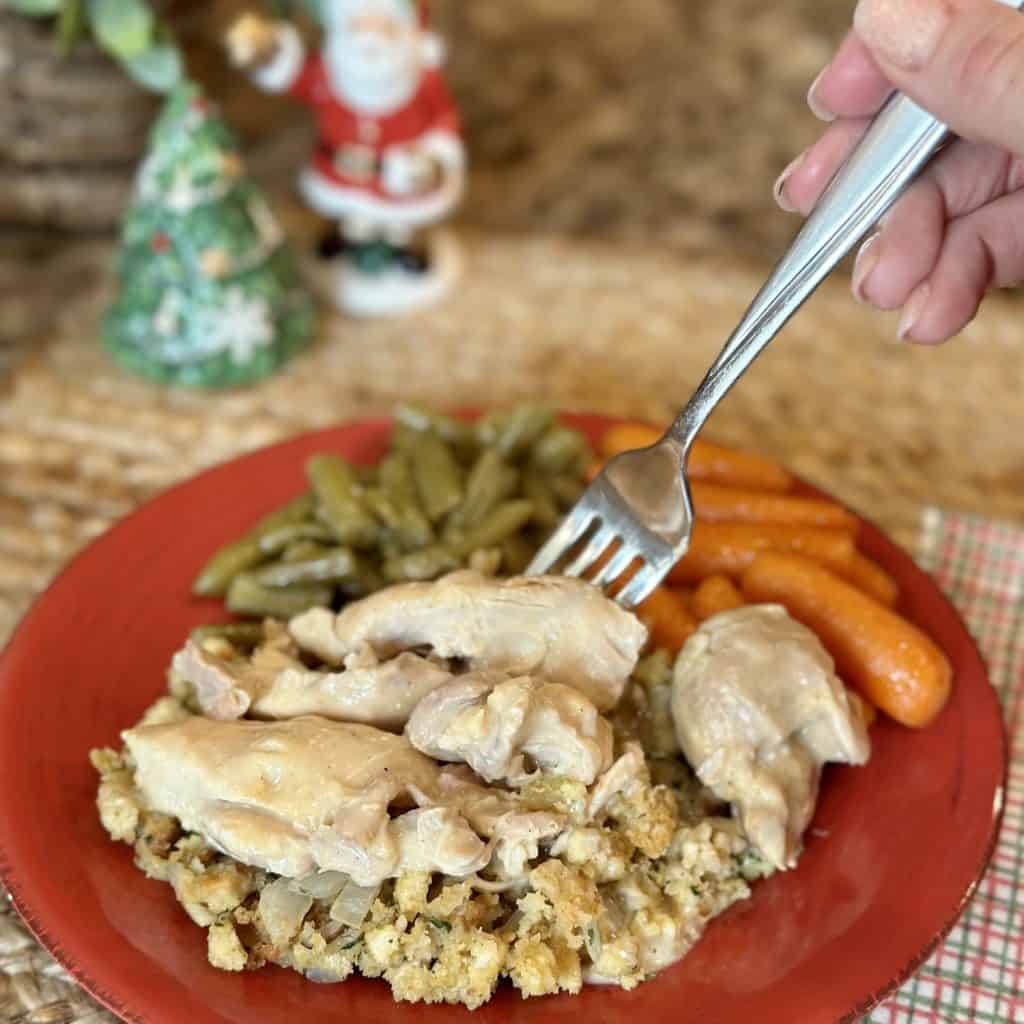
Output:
[774, 0, 1024, 343]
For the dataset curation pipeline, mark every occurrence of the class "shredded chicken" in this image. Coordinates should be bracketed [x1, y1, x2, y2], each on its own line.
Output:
[405, 673, 613, 785]
[289, 571, 647, 710]
[671, 604, 870, 869]
[175, 637, 453, 731]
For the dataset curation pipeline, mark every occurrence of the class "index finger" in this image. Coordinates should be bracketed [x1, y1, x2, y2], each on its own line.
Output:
[811, 30, 895, 119]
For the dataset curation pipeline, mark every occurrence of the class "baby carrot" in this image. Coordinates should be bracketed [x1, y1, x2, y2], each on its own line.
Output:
[691, 481, 857, 531]
[688, 440, 793, 492]
[691, 574, 745, 621]
[636, 586, 697, 653]
[669, 522, 856, 583]
[598, 425, 793, 492]
[740, 551, 952, 728]
[835, 552, 899, 607]
[598, 422, 662, 457]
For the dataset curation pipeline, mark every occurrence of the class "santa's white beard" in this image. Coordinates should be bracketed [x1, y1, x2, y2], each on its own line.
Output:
[324, 31, 421, 115]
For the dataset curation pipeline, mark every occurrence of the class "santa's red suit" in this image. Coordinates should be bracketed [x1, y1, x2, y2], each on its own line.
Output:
[252, 21, 464, 232]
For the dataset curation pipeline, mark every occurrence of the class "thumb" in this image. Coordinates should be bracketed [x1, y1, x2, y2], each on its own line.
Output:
[854, 0, 1024, 154]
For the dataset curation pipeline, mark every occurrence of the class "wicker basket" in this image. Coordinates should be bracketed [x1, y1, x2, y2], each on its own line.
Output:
[0, 13, 157, 232]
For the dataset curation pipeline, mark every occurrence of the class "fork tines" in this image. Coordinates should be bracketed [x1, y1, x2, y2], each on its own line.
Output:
[527, 479, 674, 609]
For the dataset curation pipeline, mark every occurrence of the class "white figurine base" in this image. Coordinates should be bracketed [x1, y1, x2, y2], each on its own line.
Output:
[306, 230, 461, 319]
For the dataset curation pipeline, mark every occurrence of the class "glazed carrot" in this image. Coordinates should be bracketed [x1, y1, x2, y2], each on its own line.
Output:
[668, 522, 856, 584]
[690, 481, 857, 531]
[691, 574, 745, 621]
[598, 424, 793, 492]
[835, 552, 899, 607]
[584, 460, 603, 483]
[582, 540, 629, 583]
[740, 552, 951, 728]
[688, 440, 793, 492]
[637, 586, 698, 653]
[598, 422, 662, 457]
[846, 690, 879, 729]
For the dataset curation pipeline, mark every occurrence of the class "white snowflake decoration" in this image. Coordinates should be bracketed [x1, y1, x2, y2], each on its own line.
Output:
[136, 151, 162, 202]
[152, 289, 181, 337]
[165, 167, 201, 213]
[205, 287, 275, 364]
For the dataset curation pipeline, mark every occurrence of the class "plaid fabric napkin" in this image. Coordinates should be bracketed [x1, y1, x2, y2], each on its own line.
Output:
[866, 509, 1024, 1023]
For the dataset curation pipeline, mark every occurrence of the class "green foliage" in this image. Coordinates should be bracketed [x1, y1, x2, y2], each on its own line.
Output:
[10, 0, 182, 92]
[9, 0, 64, 14]
[86, 0, 153, 58]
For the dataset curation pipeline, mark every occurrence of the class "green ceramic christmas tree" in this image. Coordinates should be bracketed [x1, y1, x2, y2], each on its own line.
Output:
[104, 81, 315, 388]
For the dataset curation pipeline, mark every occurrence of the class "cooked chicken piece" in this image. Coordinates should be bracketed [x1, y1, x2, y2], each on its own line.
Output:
[671, 605, 870, 870]
[406, 673, 613, 785]
[173, 626, 304, 720]
[391, 807, 493, 877]
[289, 571, 647, 711]
[587, 743, 645, 818]
[123, 716, 489, 884]
[434, 766, 567, 878]
[174, 638, 452, 731]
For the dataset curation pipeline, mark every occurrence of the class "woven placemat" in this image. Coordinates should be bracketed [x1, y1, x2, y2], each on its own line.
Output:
[2, 231, 1024, 1022]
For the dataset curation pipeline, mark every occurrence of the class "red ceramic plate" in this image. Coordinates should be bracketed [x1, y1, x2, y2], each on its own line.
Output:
[0, 414, 1006, 1024]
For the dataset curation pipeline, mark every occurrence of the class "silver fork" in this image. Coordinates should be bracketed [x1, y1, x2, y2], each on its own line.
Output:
[527, 91, 965, 608]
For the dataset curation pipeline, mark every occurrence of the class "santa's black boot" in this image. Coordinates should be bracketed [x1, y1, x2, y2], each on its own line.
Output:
[393, 244, 431, 275]
[317, 226, 351, 260]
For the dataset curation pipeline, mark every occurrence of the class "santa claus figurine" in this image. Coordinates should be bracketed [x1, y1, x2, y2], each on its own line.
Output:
[227, 0, 465, 316]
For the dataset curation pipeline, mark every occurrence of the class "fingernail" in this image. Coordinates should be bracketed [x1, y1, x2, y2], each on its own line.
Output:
[807, 67, 835, 122]
[898, 282, 931, 340]
[773, 152, 805, 212]
[852, 233, 882, 303]
[854, 0, 950, 72]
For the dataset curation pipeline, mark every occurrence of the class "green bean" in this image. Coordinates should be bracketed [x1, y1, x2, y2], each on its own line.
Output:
[193, 493, 315, 597]
[394, 404, 474, 450]
[256, 548, 383, 596]
[530, 427, 588, 475]
[473, 412, 504, 447]
[500, 534, 535, 575]
[366, 456, 434, 549]
[450, 449, 519, 530]
[409, 433, 465, 522]
[383, 545, 460, 582]
[548, 474, 586, 508]
[306, 455, 379, 548]
[281, 540, 333, 563]
[258, 521, 334, 554]
[493, 404, 554, 460]
[226, 574, 333, 618]
[253, 546, 362, 587]
[450, 500, 535, 557]
[521, 471, 561, 528]
[378, 452, 414, 497]
[189, 622, 266, 650]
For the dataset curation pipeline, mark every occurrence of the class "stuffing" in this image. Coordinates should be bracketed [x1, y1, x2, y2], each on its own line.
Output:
[93, 638, 772, 1008]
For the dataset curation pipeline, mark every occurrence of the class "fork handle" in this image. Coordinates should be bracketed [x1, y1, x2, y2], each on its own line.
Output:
[669, 90, 951, 450]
